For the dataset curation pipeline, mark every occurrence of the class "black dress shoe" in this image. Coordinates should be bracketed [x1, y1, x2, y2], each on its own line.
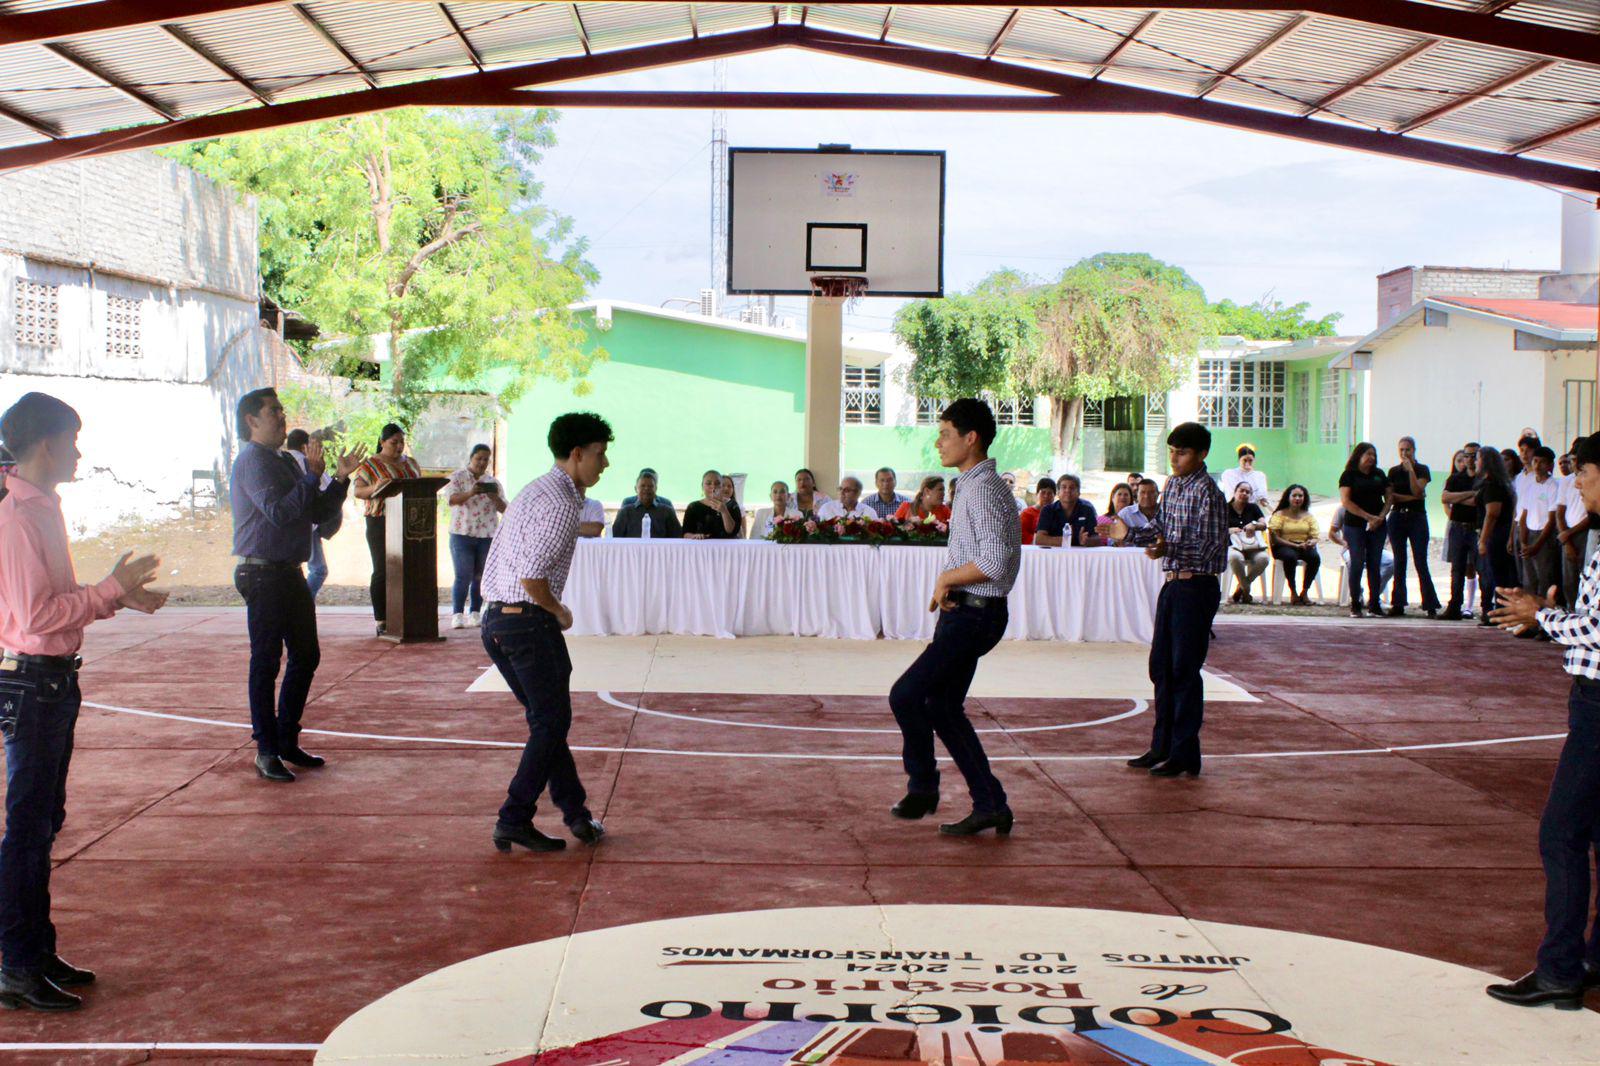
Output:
[1439, 606, 1463, 621]
[1387, 605, 1406, 617]
[1349, 604, 1364, 618]
[1485, 970, 1583, 1009]
[939, 811, 1014, 836]
[281, 747, 325, 769]
[492, 824, 566, 853]
[570, 818, 606, 846]
[254, 754, 295, 782]
[891, 793, 939, 819]
[1126, 750, 1167, 769]
[1150, 755, 1201, 778]
[41, 954, 93, 988]
[0, 970, 81, 1012]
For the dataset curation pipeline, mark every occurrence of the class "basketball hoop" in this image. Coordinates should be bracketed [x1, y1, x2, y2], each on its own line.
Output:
[809, 274, 869, 310]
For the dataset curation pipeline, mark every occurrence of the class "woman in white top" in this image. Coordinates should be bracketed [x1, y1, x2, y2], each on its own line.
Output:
[750, 480, 802, 539]
[444, 443, 507, 629]
[1219, 444, 1269, 506]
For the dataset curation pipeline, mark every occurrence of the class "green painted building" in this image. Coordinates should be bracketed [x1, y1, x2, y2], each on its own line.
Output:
[423, 300, 1055, 506]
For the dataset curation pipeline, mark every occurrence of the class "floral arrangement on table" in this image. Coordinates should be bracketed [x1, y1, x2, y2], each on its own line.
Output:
[767, 514, 949, 546]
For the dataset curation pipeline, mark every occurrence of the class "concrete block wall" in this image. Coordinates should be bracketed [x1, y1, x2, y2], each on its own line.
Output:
[1378, 266, 1555, 327]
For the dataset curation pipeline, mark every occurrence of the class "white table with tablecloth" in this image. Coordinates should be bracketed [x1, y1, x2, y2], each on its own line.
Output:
[562, 539, 1165, 642]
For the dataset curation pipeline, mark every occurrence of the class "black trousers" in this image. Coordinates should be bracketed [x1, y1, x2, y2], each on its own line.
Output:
[1537, 679, 1600, 986]
[1148, 574, 1221, 761]
[235, 563, 320, 757]
[888, 599, 1009, 815]
[1269, 541, 1320, 591]
[1387, 509, 1441, 611]
[365, 514, 386, 625]
[0, 663, 78, 974]
[482, 605, 591, 828]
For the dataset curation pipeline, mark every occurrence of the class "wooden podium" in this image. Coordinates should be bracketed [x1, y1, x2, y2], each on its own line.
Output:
[375, 477, 450, 644]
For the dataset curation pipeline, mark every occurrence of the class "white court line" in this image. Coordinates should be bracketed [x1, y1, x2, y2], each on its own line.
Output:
[81, 701, 1567, 762]
[593, 691, 1149, 734]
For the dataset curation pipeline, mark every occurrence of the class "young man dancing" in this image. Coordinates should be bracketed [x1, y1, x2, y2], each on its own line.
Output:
[480, 412, 612, 853]
[0, 393, 167, 1011]
[1129, 421, 1229, 779]
[887, 399, 1021, 837]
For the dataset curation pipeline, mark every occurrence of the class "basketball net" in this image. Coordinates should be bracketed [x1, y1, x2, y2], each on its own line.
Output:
[809, 274, 869, 313]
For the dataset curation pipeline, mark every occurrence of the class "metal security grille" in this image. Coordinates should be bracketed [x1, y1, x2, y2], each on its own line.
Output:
[1198, 358, 1285, 429]
[843, 365, 882, 425]
[12, 277, 59, 349]
[1320, 369, 1343, 445]
[1293, 371, 1310, 444]
[105, 294, 142, 359]
[916, 396, 946, 425]
[993, 396, 1034, 426]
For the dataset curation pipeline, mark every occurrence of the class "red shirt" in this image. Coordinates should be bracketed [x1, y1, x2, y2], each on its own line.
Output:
[0, 475, 122, 656]
[894, 501, 952, 523]
[1020, 505, 1041, 544]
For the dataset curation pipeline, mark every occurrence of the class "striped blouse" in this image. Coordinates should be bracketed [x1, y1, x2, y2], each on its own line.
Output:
[353, 454, 422, 518]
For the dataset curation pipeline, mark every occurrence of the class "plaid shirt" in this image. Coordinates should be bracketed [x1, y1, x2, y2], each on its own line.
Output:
[1152, 466, 1229, 575]
[481, 466, 583, 603]
[1538, 551, 1600, 680]
[946, 458, 1022, 597]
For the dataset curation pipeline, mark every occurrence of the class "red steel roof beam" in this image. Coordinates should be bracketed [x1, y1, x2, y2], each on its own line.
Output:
[1509, 113, 1600, 156]
[289, 3, 380, 88]
[41, 42, 183, 120]
[160, 22, 274, 103]
[1300, 37, 1436, 116]
[1088, 9, 1159, 80]
[0, 100, 62, 140]
[985, 9, 1021, 57]
[436, 3, 484, 71]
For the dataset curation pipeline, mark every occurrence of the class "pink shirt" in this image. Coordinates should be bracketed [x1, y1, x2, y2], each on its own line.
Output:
[0, 475, 121, 656]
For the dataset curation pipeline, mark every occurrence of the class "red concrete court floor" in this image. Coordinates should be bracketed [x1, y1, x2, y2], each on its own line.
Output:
[0, 608, 1584, 1062]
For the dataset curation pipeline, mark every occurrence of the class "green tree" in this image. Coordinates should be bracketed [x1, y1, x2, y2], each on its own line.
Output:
[894, 256, 1211, 469]
[1212, 297, 1342, 340]
[167, 109, 599, 417]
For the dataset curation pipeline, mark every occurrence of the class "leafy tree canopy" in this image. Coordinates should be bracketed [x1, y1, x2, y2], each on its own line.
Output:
[1212, 297, 1344, 341]
[166, 108, 600, 421]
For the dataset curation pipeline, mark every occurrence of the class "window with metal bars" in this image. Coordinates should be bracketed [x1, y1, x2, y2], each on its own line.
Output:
[842, 365, 882, 425]
[1197, 358, 1285, 429]
[993, 395, 1035, 426]
[12, 277, 60, 349]
[1320, 369, 1343, 445]
[105, 294, 141, 359]
[915, 395, 947, 425]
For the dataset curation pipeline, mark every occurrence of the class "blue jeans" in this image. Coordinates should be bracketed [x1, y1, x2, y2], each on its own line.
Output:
[1387, 509, 1440, 611]
[889, 599, 1010, 815]
[1148, 574, 1221, 761]
[0, 663, 80, 974]
[235, 563, 320, 757]
[1537, 680, 1600, 986]
[1344, 519, 1388, 609]
[482, 605, 591, 829]
[450, 534, 492, 615]
[306, 533, 328, 600]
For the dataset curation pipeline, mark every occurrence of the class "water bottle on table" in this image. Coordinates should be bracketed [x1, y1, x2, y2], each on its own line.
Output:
[642, 514, 652, 540]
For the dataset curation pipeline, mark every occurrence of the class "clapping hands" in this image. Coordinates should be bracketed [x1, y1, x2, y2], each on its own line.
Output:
[109, 551, 168, 614]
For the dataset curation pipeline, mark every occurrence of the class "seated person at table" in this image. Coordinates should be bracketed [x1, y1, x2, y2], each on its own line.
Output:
[1033, 473, 1097, 547]
[578, 493, 604, 538]
[793, 468, 832, 520]
[1097, 483, 1134, 545]
[1116, 478, 1161, 546]
[1328, 504, 1394, 596]
[1226, 481, 1270, 603]
[683, 469, 740, 539]
[1001, 471, 1026, 513]
[750, 480, 801, 538]
[1020, 477, 1055, 544]
[819, 476, 878, 520]
[718, 474, 743, 534]
[620, 467, 672, 511]
[894, 476, 951, 524]
[865, 467, 908, 519]
[612, 471, 682, 538]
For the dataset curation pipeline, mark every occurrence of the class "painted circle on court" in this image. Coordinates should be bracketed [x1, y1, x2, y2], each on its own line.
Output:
[314, 905, 1600, 1065]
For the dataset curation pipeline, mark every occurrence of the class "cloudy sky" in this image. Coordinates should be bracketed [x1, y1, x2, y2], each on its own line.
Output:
[532, 49, 1574, 338]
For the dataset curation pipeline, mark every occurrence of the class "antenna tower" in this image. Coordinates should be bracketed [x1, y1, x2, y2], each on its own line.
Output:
[709, 59, 729, 301]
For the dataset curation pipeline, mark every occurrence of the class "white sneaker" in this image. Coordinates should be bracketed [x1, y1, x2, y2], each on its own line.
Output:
[451, 613, 466, 630]
[467, 611, 481, 627]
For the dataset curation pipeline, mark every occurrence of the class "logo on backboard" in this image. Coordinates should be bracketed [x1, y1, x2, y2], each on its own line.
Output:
[822, 172, 858, 197]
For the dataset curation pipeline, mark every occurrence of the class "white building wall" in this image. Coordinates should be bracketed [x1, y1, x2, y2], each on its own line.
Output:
[1363, 313, 1582, 463]
[0, 151, 267, 535]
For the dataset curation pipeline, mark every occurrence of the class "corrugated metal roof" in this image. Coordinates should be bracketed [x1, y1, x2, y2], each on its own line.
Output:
[0, 2, 1594, 179]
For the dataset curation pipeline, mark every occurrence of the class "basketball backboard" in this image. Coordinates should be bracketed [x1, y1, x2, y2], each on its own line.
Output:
[727, 147, 945, 297]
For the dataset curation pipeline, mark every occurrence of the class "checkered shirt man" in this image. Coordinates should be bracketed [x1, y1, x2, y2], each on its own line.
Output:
[481, 465, 583, 604]
[1152, 467, 1228, 575]
[1538, 550, 1600, 680]
[946, 458, 1022, 597]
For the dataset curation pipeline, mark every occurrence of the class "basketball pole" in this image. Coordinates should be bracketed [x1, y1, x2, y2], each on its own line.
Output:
[804, 290, 845, 496]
